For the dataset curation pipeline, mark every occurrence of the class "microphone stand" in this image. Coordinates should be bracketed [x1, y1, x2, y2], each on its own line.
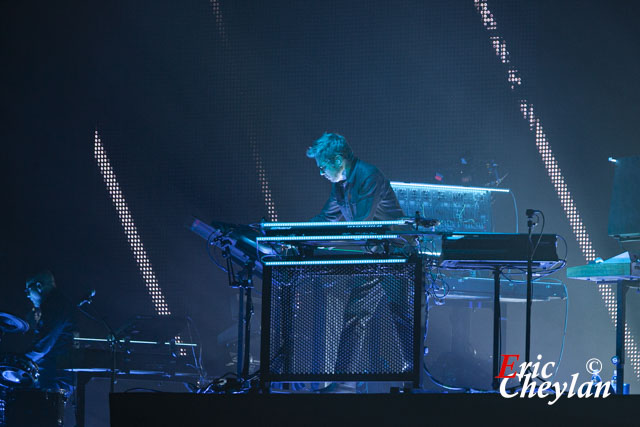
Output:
[76, 300, 121, 393]
[525, 210, 536, 370]
[224, 249, 256, 386]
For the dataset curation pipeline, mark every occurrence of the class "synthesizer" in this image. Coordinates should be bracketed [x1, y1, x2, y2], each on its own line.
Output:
[439, 232, 561, 270]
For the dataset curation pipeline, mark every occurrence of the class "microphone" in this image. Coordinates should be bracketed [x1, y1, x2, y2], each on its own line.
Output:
[78, 289, 96, 307]
[525, 209, 541, 218]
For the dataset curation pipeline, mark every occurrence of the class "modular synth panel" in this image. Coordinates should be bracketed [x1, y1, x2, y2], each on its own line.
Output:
[391, 182, 493, 232]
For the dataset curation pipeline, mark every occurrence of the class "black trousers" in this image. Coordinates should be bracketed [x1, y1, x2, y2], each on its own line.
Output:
[334, 277, 413, 374]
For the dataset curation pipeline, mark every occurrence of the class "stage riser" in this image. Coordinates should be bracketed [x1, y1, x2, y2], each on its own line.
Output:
[110, 393, 640, 426]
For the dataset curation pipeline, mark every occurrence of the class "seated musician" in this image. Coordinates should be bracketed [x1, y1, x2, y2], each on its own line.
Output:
[307, 133, 412, 383]
[24, 270, 75, 394]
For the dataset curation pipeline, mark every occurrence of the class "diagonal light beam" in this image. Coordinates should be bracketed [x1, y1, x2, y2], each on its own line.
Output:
[473, 0, 639, 380]
[94, 130, 171, 316]
[208, 1, 279, 221]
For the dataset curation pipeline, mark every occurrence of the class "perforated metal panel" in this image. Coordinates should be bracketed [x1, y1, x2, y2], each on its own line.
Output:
[261, 260, 421, 383]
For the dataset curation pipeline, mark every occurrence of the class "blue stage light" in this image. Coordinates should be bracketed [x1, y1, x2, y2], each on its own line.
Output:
[391, 181, 510, 193]
[264, 258, 408, 266]
[262, 220, 407, 228]
[256, 234, 399, 242]
[418, 250, 441, 256]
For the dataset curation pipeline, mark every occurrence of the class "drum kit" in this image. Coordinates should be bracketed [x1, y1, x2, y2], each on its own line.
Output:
[0, 311, 39, 389]
[0, 314, 68, 426]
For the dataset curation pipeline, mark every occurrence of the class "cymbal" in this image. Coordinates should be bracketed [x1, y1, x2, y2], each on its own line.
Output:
[0, 312, 29, 333]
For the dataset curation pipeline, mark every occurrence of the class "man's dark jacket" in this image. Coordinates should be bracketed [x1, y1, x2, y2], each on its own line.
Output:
[312, 158, 404, 221]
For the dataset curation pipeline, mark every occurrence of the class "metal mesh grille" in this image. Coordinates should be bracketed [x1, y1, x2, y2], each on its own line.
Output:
[264, 262, 418, 380]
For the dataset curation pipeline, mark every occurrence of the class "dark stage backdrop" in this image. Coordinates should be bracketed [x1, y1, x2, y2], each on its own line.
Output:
[3, 0, 639, 388]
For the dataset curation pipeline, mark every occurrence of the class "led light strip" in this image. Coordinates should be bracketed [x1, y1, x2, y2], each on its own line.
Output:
[94, 131, 171, 316]
[209, 0, 277, 223]
[474, 0, 639, 380]
[521, 105, 597, 262]
[391, 181, 510, 193]
[264, 258, 407, 266]
[94, 131, 188, 356]
[262, 220, 407, 228]
[209, 0, 228, 45]
[251, 138, 279, 221]
[73, 337, 197, 347]
[419, 250, 442, 256]
[256, 234, 399, 242]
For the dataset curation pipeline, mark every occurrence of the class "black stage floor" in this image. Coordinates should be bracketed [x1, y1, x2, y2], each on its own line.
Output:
[110, 392, 639, 426]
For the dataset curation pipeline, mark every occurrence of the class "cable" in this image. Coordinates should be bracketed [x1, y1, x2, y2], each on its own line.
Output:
[531, 211, 546, 258]
[425, 263, 449, 304]
[528, 260, 567, 280]
[186, 316, 206, 381]
[422, 294, 468, 392]
[422, 293, 499, 393]
[198, 369, 262, 394]
[556, 233, 569, 263]
[259, 254, 282, 263]
[616, 239, 629, 253]
[199, 372, 239, 394]
[423, 362, 469, 392]
[509, 190, 519, 233]
[547, 280, 569, 382]
[76, 304, 102, 324]
[495, 267, 569, 385]
[498, 259, 567, 283]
